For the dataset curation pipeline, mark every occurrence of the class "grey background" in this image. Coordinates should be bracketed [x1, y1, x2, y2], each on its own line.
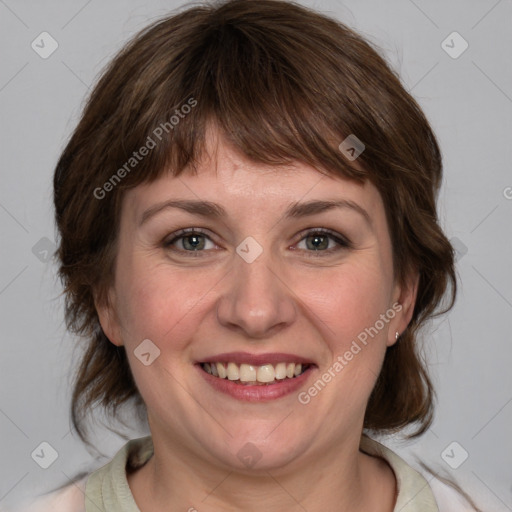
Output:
[1, 0, 511, 509]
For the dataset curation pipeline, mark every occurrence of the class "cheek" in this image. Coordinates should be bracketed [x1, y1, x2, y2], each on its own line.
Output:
[303, 263, 392, 398]
[113, 254, 218, 349]
[304, 263, 391, 339]
[116, 250, 229, 367]
[112, 261, 206, 397]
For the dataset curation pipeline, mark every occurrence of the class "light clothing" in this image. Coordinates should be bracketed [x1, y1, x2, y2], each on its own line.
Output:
[17, 435, 474, 511]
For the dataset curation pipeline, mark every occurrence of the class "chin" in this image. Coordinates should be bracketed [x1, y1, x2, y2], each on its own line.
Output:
[200, 425, 312, 473]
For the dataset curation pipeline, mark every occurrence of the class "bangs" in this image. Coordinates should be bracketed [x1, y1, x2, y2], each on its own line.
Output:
[98, 5, 376, 195]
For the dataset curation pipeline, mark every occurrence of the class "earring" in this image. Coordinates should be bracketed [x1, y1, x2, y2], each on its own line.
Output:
[395, 331, 400, 341]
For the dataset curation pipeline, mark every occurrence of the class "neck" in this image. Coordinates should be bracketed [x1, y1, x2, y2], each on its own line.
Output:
[128, 431, 396, 512]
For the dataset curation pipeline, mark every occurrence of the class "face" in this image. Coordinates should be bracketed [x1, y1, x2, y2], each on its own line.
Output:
[98, 132, 418, 473]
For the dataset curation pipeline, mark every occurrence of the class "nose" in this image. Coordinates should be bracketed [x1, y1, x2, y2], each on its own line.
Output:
[215, 246, 297, 339]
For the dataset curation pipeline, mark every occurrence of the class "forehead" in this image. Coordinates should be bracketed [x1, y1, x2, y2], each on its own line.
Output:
[124, 139, 385, 226]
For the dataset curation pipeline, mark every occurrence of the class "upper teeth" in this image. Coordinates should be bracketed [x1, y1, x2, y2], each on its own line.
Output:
[202, 362, 306, 383]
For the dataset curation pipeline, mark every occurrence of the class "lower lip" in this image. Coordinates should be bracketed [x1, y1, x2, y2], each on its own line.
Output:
[196, 364, 315, 402]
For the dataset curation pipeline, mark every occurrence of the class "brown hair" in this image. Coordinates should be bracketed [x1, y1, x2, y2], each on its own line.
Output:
[54, 0, 457, 444]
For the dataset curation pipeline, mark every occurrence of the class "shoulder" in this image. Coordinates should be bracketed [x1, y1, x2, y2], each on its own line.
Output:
[428, 477, 481, 511]
[360, 435, 480, 511]
[16, 436, 154, 512]
[13, 476, 87, 512]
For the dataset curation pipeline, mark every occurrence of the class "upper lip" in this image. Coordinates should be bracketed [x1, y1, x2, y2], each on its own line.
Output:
[198, 351, 315, 366]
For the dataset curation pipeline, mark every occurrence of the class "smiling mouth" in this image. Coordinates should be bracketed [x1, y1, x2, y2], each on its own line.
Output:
[200, 361, 312, 385]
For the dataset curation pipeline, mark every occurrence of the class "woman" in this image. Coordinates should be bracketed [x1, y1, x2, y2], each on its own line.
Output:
[20, 0, 482, 510]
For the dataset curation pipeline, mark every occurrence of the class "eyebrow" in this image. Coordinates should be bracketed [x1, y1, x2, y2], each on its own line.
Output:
[139, 198, 372, 227]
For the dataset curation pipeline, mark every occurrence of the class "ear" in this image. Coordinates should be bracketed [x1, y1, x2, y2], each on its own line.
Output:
[95, 288, 123, 347]
[387, 268, 420, 347]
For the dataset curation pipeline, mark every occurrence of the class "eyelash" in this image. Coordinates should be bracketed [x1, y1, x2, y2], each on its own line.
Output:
[163, 227, 351, 257]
